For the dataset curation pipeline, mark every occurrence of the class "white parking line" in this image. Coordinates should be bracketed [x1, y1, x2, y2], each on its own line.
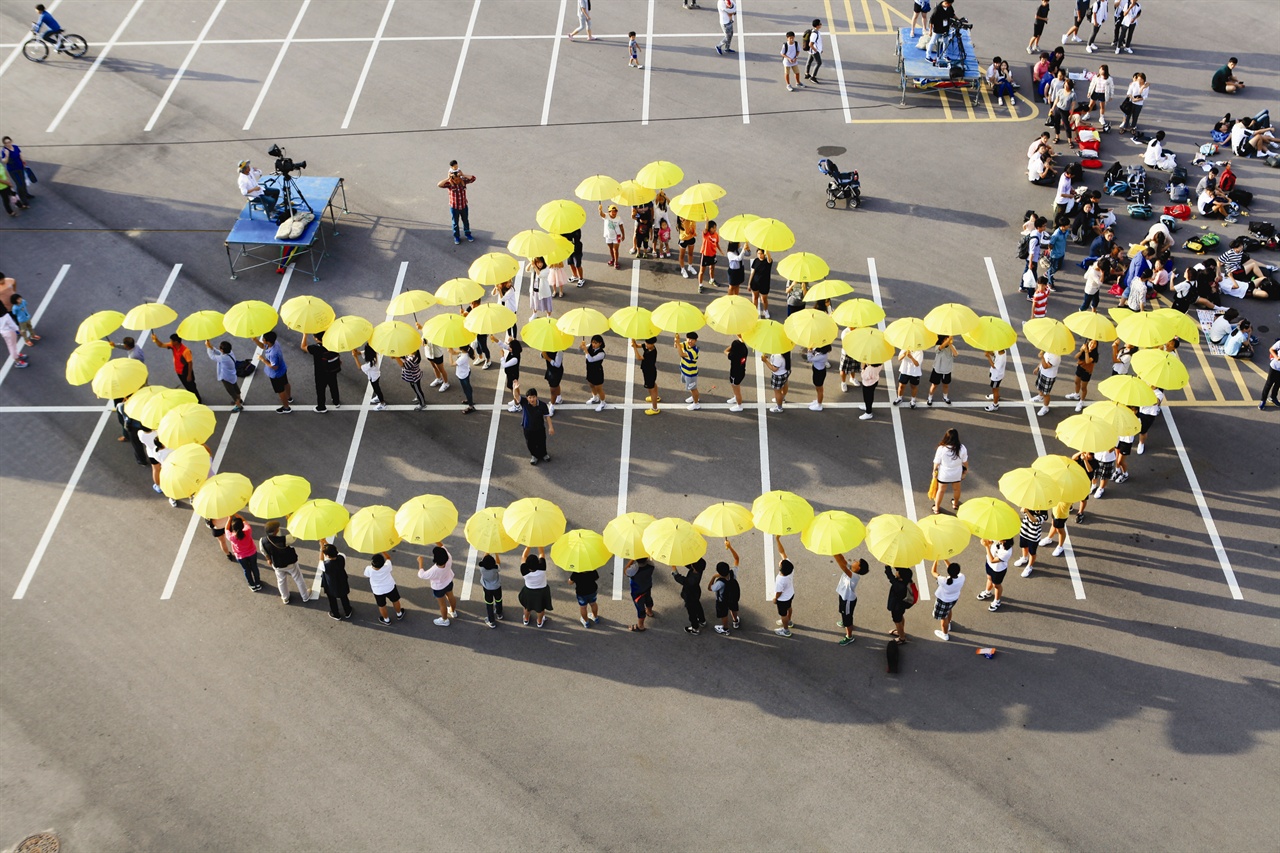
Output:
[736, 11, 750, 123]
[753, 346, 775, 599]
[341, 0, 395, 130]
[144, 0, 226, 132]
[829, 32, 852, 123]
[0, 263, 69, 387]
[242, 0, 311, 131]
[612, 261, 641, 600]
[641, 0, 655, 126]
[540, 0, 567, 127]
[0, 0, 61, 79]
[441, 0, 481, 128]
[46, 0, 144, 134]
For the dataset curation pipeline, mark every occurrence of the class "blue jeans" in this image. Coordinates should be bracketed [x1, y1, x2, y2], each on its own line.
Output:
[1047, 256, 1064, 285]
[450, 206, 472, 240]
[718, 21, 734, 50]
[459, 375, 474, 406]
[1079, 291, 1100, 312]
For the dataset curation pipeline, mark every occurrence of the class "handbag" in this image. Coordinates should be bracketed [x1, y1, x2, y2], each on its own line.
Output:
[24, 167, 36, 184]
[927, 475, 939, 502]
[1119, 97, 1133, 115]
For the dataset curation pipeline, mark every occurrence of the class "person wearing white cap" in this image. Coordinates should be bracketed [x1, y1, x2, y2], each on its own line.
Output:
[237, 159, 279, 217]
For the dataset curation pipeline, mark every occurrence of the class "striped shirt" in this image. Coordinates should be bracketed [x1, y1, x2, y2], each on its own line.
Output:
[400, 351, 423, 383]
[679, 341, 699, 377]
[1032, 289, 1050, 318]
[1020, 511, 1045, 541]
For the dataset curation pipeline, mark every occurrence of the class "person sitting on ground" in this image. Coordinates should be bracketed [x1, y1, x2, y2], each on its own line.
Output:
[1032, 51, 1051, 91]
[1186, 259, 1222, 310]
[1218, 237, 1275, 291]
[1089, 225, 1116, 261]
[1208, 307, 1239, 346]
[1216, 161, 1251, 209]
[1197, 183, 1234, 220]
[1195, 166, 1219, 198]
[1212, 112, 1234, 139]
[1143, 130, 1177, 170]
[1027, 131, 1054, 161]
[1211, 57, 1244, 94]
[1223, 319, 1254, 357]
[1230, 118, 1279, 158]
[1028, 142, 1056, 185]
[1070, 197, 1104, 243]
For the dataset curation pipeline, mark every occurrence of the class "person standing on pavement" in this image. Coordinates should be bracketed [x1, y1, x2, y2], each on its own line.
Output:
[417, 545, 459, 627]
[805, 20, 825, 83]
[926, 335, 957, 406]
[715, 0, 737, 56]
[1115, 0, 1140, 54]
[1, 137, 34, 205]
[254, 331, 292, 414]
[364, 552, 404, 625]
[478, 554, 504, 628]
[836, 556, 869, 645]
[519, 388, 553, 465]
[930, 561, 965, 641]
[625, 556, 657, 632]
[151, 333, 202, 402]
[975, 538, 1012, 611]
[672, 558, 708, 635]
[781, 32, 804, 92]
[568, 566, 601, 628]
[1014, 509, 1045, 576]
[1259, 338, 1280, 410]
[204, 340, 244, 412]
[540, 347, 563, 414]
[1, 306, 28, 368]
[885, 565, 912, 644]
[764, 350, 790, 413]
[581, 335, 609, 411]
[455, 344, 476, 414]
[1033, 349, 1061, 417]
[725, 335, 748, 413]
[773, 545, 796, 638]
[930, 428, 968, 514]
[633, 336, 660, 415]
[858, 361, 881, 420]
[227, 516, 262, 592]
[1135, 386, 1163, 454]
[676, 332, 701, 410]
[709, 540, 742, 634]
[318, 543, 353, 621]
[438, 160, 476, 245]
[301, 331, 341, 412]
[357, 344, 388, 412]
[261, 520, 308, 604]
[566, 0, 593, 40]
[518, 548, 553, 628]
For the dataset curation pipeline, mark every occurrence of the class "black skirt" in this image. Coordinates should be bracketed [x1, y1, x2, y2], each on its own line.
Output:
[519, 585, 554, 612]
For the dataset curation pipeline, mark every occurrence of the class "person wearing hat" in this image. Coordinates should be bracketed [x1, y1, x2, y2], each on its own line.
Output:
[237, 159, 279, 217]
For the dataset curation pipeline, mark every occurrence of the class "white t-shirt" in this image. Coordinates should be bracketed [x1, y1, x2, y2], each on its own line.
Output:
[1028, 154, 1047, 182]
[899, 349, 923, 377]
[523, 567, 548, 589]
[989, 351, 1007, 382]
[770, 352, 788, 374]
[934, 572, 966, 603]
[1041, 352, 1061, 378]
[774, 573, 795, 602]
[417, 558, 455, 590]
[1138, 389, 1164, 416]
[1121, 1, 1141, 26]
[810, 29, 823, 53]
[1230, 121, 1249, 153]
[836, 571, 861, 602]
[1196, 189, 1216, 217]
[986, 541, 1011, 572]
[237, 168, 265, 199]
[717, 0, 736, 25]
[455, 352, 472, 379]
[1054, 172, 1074, 207]
[933, 444, 968, 482]
[364, 562, 396, 595]
[1084, 263, 1103, 295]
[1269, 341, 1280, 371]
[1208, 316, 1232, 345]
[1126, 81, 1148, 105]
[1143, 140, 1164, 167]
[781, 42, 799, 66]
[361, 361, 380, 383]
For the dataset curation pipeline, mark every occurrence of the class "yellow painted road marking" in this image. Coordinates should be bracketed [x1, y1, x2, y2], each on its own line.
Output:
[1165, 399, 1264, 408]
[861, 0, 876, 34]
[880, 0, 914, 24]
[824, 0, 836, 34]
[882, 2, 893, 32]
[1188, 342, 1225, 402]
[962, 89, 976, 119]
[938, 88, 953, 119]
[980, 82, 996, 119]
[845, 0, 857, 33]
[1239, 358, 1268, 378]
[1225, 355, 1252, 399]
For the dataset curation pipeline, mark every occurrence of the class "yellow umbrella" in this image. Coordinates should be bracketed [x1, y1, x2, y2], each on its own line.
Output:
[388, 289, 439, 317]
[957, 497, 1021, 540]
[652, 300, 706, 335]
[1097, 374, 1157, 407]
[157, 402, 216, 447]
[641, 517, 707, 566]
[776, 252, 830, 283]
[521, 317, 575, 352]
[1064, 310, 1117, 343]
[1131, 349, 1189, 390]
[1056, 413, 1121, 453]
[752, 490, 815, 536]
[540, 238, 574, 265]
[917, 514, 972, 561]
[1116, 311, 1181, 348]
[121, 302, 177, 331]
[435, 277, 486, 307]
[469, 253, 521, 286]
[66, 340, 114, 386]
[783, 309, 839, 348]
[1023, 317, 1077, 356]
[551, 529, 613, 572]
[91, 359, 148, 399]
[192, 472, 253, 520]
[1153, 307, 1200, 344]
[223, 300, 278, 338]
[289, 498, 350, 541]
[322, 315, 374, 352]
[803, 279, 854, 302]
[370, 320, 423, 358]
[395, 494, 459, 545]
[609, 307, 661, 341]
[508, 230, 571, 261]
[962, 316, 1017, 352]
[744, 217, 795, 252]
[923, 303, 980, 337]
[998, 466, 1064, 511]
[667, 193, 718, 223]
[635, 160, 685, 190]
[840, 327, 895, 363]
[692, 501, 754, 538]
[575, 174, 621, 202]
[75, 310, 125, 344]
[864, 514, 927, 567]
[704, 295, 759, 336]
[536, 199, 588, 233]
[612, 180, 657, 207]
[280, 295, 334, 334]
[831, 298, 885, 329]
[465, 506, 519, 554]
[800, 510, 866, 556]
[884, 317, 934, 351]
[1030, 454, 1093, 504]
[717, 213, 759, 242]
[557, 307, 610, 338]
[421, 313, 475, 349]
[1082, 400, 1142, 435]
[344, 505, 402, 554]
[159, 444, 211, 500]
[680, 182, 727, 204]
[503, 497, 567, 548]
[126, 387, 198, 428]
[743, 319, 793, 354]
[249, 474, 311, 519]
[463, 304, 518, 336]
[176, 310, 226, 341]
[1107, 306, 1133, 326]
[603, 512, 655, 559]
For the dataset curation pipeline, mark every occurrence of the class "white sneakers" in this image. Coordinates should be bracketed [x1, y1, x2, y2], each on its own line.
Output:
[1038, 405, 1050, 416]
[768, 405, 784, 413]
[438, 382, 449, 392]
[1136, 444, 1145, 455]
[840, 382, 849, 392]
[1052, 545, 1065, 557]
[1039, 536, 1054, 546]
[687, 402, 700, 411]
[1065, 392, 1081, 400]
[934, 629, 950, 641]
[1021, 565, 1034, 578]
[506, 402, 520, 413]
[434, 617, 450, 626]
[596, 402, 609, 412]
[808, 401, 823, 411]
[429, 378, 442, 387]
[685, 396, 695, 403]
[859, 412, 873, 420]
[729, 404, 744, 412]
[1075, 402, 1084, 412]
[1014, 556, 1028, 567]
[587, 395, 599, 404]
[985, 403, 1000, 412]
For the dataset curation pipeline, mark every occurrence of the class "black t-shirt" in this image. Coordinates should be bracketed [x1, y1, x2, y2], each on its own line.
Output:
[640, 345, 657, 379]
[321, 555, 349, 595]
[519, 398, 550, 431]
[930, 4, 956, 32]
[1211, 65, 1230, 93]
[750, 258, 773, 288]
[570, 569, 600, 596]
[628, 561, 655, 592]
[679, 569, 703, 602]
[307, 343, 340, 375]
[563, 228, 583, 251]
[633, 202, 654, 227]
[727, 340, 748, 375]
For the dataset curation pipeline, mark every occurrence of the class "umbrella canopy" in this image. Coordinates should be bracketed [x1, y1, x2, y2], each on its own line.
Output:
[463, 303, 518, 336]
[91, 359, 148, 399]
[280, 295, 334, 334]
[641, 517, 707, 566]
[1030, 454, 1093, 504]
[692, 501, 755, 538]
[421, 313, 475, 348]
[551, 529, 613, 572]
[1023, 317, 1077, 356]
[917, 514, 972, 561]
[557, 307, 610, 338]
[957, 497, 1021, 540]
[831, 298, 885, 328]
[704, 295, 759, 336]
[680, 182, 727, 204]
[469, 253, 521, 286]
[612, 180, 657, 207]
[803, 279, 854, 302]
[1056, 413, 1121, 453]
[1116, 311, 1181, 348]
[742, 319, 793, 354]
[776, 252, 830, 283]
[66, 340, 114, 386]
[157, 402, 216, 447]
[159, 444, 211, 500]
[521, 317, 575, 352]
[717, 213, 759, 242]
[608, 307, 661, 341]
[387, 289, 438, 316]
[507, 229, 571, 261]
[176, 310, 226, 341]
[840, 327, 895, 363]
[536, 199, 588, 233]
[344, 505, 402, 554]
[884, 317, 934, 351]
[465, 506, 519, 554]
[752, 490, 815, 536]
[1082, 400, 1142, 435]
[923, 303, 980, 337]
[744, 217, 795, 252]
[865, 514, 927, 567]
[1131, 349, 1189, 390]
[998, 466, 1065, 511]
[652, 300, 705, 334]
[503, 497, 568, 547]
[800, 510, 866, 556]
[1152, 307, 1200, 344]
[289, 498, 350, 541]
[249, 474, 311, 519]
[575, 174, 621, 202]
[435, 277, 486, 306]
[667, 193, 718, 223]
[783, 309, 839, 348]
[122, 302, 177, 331]
[370, 320, 423, 358]
[962, 315, 1017, 352]
[223, 300, 278, 338]
[395, 494, 459, 545]
[322, 315, 374, 352]
[75, 310, 125, 344]
[635, 160, 685, 190]
[192, 472, 253, 519]
[603, 512, 655, 559]
[125, 387, 198, 428]
[1097, 374, 1158, 407]
[1063, 310, 1118, 343]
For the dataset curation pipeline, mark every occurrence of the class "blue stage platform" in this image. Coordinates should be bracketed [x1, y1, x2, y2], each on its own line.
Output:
[895, 27, 982, 106]
[224, 175, 347, 281]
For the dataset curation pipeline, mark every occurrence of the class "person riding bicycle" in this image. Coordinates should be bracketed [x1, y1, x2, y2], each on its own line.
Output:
[33, 4, 64, 50]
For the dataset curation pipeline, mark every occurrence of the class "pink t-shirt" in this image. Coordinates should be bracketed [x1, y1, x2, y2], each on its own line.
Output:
[418, 556, 455, 590]
[227, 525, 256, 559]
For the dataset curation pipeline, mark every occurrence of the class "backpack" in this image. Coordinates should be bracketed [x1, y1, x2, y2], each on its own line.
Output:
[1105, 180, 1131, 197]
[1266, 154, 1280, 169]
[1248, 221, 1277, 246]
[1159, 214, 1180, 233]
[261, 536, 299, 567]
[1168, 183, 1189, 202]
[1183, 233, 1220, 254]
[1162, 203, 1192, 221]
[1169, 165, 1189, 185]
[235, 359, 255, 377]
[1102, 161, 1123, 184]
[1128, 203, 1152, 220]
[801, 28, 812, 51]
[902, 581, 919, 609]
[1017, 231, 1033, 260]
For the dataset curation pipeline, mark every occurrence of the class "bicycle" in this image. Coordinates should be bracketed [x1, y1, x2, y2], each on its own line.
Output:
[22, 25, 88, 62]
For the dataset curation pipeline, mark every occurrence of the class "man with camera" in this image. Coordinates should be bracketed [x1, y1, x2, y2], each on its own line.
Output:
[926, 0, 957, 63]
[438, 160, 476, 245]
[237, 160, 279, 218]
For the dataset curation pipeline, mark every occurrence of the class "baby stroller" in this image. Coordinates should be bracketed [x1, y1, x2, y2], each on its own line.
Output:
[818, 158, 861, 209]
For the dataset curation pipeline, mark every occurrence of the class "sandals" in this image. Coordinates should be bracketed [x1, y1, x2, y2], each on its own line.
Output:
[952, 499, 960, 510]
[629, 624, 646, 632]
[931, 505, 941, 515]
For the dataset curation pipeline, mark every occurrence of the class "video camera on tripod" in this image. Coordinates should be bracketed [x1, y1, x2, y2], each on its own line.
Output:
[265, 143, 312, 215]
[947, 16, 973, 31]
[268, 144, 306, 176]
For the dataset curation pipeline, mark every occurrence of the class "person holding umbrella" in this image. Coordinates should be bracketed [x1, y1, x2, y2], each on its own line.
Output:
[836, 556, 870, 645]
[672, 557, 708, 635]
[260, 520, 308, 604]
[930, 561, 965, 641]
[725, 335, 748, 413]
[858, 361, 882, 420]
[364, 552, 405, 625]
[151, 333, 202, 403]
[318, 542, 353, 620]
[676, 332, 701, 411]
[709, 540, 742, 634]
[625, 556, 657, 632]
[975, 538, 1012, 611]
[633, 336, 660, 415]
[417, 544, 459, 627]
[567, 564, 601, 628]
[518, 547, 553, 628]
[205, 340, 245, 413]
[541, 346, 564, 414]
[478, 553, 504, 628]
[930, 428, 969, 514]
[580, 334, 609, 411]
[254, 330, 292, 414]
[301, 331, 342, 413]
[227, 516, 263, 592]
[885, 565, 913, 644]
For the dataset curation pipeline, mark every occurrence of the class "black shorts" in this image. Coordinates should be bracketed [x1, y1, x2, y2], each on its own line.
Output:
[889, 606, 906, 623]
[812, 367, 827, 386]
[775, 597, 793, 616]
[504, 370, 520, 389]
[373, 587, 401, 606]
[837, 596, 857, 626]
[641, 367, 657, 390]
[269, 374, 289, 393]
[929, 370, 951, 385]
[1033, 20, 1046, 38]
[1018, 536, 1040, 555]
[432, 581, 455, 598]
[1075, 365, 1094, 382]
[1052, 517, 1067, 530]
[569, 248, 583, 267]
[1090, 94, 1106, 106]
[679, 237, 695, 248]
[700, 254, 717, 268]
[715, 600, 731, 618]
[1138, 412, 1157, 435]
[990, 379, 1003, 388]
[728, 267, 745, 286]
[913, 2, 926, 10]
[1116, 440, 1132, 455]
[428, 356, 444, 365]
[210, 526, 226, 538]
[750, 279, 771, 295]
[985, 565, 1008, 584]
[729, 369, 745, 387]
[900, 374, 920, 386]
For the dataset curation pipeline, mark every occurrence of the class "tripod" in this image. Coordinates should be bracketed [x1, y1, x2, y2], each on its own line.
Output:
[933, 23, 967, 68]
[273, 171, 312, 216]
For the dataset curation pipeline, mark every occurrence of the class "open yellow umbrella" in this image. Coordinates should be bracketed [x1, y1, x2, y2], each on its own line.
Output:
[575, 174, 621, 202]
[192, 472, 253, 520]
[289, 499, 350, 541]
[1116, 311, 1180, 348]
[91, 359, 148, 399]
[1131, 349, 1189, 390]
[667, 193, 718, 223]
[609, 307, 660, 341]
[122, 302, 177, 331]
[176, 310, 225, 342]
[1030, 454, 1093, 504]
[923, 303, 980, 337]
[75, 310, 125, 344]
[743, 319, 793, 354]
[1082, 400, 1142, 435]
[322, 315, 374, 352]
[536, 199, 587, 233]
[249, 474, 311, 519]
[865, 514, 927, 567]
[840, 327, 895, 363]
[800, 510, 866, 556]
[421, 313, 475, 348]
[803, 279, 854, 302]
[395, 494, 458, 545]
[603, 512, 655, 559]
[551, 529, 613, 572]
[1152, 307, 1200, 344]
[388, 289, 438, 317]
[783, 309, 839, 348]
[692, 501, 754, 538]
[635, 160, 684, 190]
[521, 317, 575, 352]
[280, 295, 334, 334]
[344, 505, 402, 554]
[612, 180, 657, 207]
[370, 320, 423, 358]
[962, 315, 1017, 352]
[998, 466, 1064, 511]
[744, 217, 795, 253]
[917, 514, 972, 561]
[641, 517, 707, 566]
[1023, 317, 1077, 356]
[508, 230, 571, 261]
[1056, 413, 1121, 453]
[704, 295, 759, 336]
[66, 340, 114, 386]
[1064, 310, 1117, 343]
[557, 307, 610, 338]
[680, 182, 727, 204]
[126, 387, 198, 428]
[884, 317, 934, 351]
[465, 506, 518, 554]
[435, 278, 486, 307]
[463, 304, 517, 336]
[717, 213, 759, 242]
[158, 402, 216, 447]
[1098, 374, 1157, 407]
[224, 300, 278, 338]
[652, 300, 705, 335]
[503, 497, 567, 548]
[159, 443, 210, 500]
[469, 253, 521, 286]
[831, 298, 885, 329]
[752, 490, 815, 536]
[777, 252, 830, 283]
[957, 497, 1021, 540]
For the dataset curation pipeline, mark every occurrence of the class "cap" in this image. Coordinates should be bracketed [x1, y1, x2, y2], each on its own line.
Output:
[238, 160, 249, 170]
[607, 205, 618, 211]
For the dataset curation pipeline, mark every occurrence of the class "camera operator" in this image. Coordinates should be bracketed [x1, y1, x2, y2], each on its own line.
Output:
[237, 160, 279, 218]
[437, 160, 476, 245]
[926, 0, 957, 62]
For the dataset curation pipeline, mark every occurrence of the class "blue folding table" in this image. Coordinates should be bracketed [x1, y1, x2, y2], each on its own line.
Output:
[895, 27, 982, 107]
[224, 175, 347, 281]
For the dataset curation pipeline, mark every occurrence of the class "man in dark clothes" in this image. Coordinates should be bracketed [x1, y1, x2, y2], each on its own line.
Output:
[319, 542, 353, 620]
[301, 330, 341, 412]
[672, 558, 708, 634]
[518, 388, 553, 464]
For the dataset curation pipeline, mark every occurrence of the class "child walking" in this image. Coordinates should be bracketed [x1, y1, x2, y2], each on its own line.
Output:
[984, 348, 1007, 411]
[627, 31, 643, 68]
